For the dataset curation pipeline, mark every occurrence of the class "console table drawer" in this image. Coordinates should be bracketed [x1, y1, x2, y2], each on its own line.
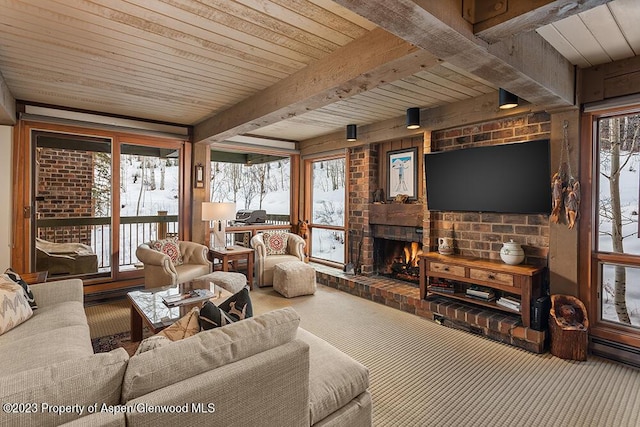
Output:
[430, 262, 465, 277]
[469, 269, 514, 287]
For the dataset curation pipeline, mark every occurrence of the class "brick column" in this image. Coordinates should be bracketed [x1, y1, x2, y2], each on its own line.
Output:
[348, 145, 378, 274]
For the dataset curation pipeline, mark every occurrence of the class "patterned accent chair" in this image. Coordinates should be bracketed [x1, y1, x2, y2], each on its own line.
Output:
[136, 240, 212, 288]
[250, 232, 305, 287]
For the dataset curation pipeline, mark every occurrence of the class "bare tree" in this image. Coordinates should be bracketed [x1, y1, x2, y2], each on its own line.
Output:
[135, 157, 146, 215]
[227, 164, 243, 204]
[92, 152, 111, 216]
[160, 160, 165, 190]
[147, 159, 156, 191]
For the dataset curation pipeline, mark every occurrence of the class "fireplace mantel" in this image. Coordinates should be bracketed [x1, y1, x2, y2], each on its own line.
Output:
[369, 204, 423, 227]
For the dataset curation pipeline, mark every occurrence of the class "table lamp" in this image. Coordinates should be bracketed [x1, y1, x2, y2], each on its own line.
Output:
[202, 202, 236, 249]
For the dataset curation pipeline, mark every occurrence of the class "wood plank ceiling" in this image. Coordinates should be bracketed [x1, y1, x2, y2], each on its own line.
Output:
[0, 0, 638, 145]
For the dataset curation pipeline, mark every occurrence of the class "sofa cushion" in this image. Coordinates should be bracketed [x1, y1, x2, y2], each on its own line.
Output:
[199, 286, 253, 330]
[1, 300, 88, 340]
[263, 231, 289, 255]
[0, 324, 93, 376]
[3, 268, 37, 309]
[0, 300, 92, 375]
[58, 411, 126, 427]
[296, 328, 370, 425]
[122, 306, 300, 402]
[150, 237, 183, 266]
[0, 348, 129, 426]
[0, 280, 33, 336]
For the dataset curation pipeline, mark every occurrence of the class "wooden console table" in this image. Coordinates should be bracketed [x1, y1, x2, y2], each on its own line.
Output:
[208, 245, 254, 289]
[419, 252, 545, 327]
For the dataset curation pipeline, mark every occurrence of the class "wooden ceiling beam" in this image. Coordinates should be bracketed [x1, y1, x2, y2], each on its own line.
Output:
[473, 0, 613, 44]
[333, 0, 575, 110]
[193, 28, 440, 144]
[0, 71, 16, 125]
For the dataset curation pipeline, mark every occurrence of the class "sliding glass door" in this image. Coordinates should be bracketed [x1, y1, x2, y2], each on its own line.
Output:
[34, 131, 112, 278]
[31, 127, 185, 283]
[119, 143, 181, 273]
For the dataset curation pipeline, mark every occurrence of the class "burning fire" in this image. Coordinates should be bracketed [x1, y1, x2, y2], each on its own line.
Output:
[402, 242, 423, 267]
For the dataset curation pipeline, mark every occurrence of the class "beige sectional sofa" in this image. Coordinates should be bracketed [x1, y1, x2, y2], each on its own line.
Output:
[0, 279, 371, 426]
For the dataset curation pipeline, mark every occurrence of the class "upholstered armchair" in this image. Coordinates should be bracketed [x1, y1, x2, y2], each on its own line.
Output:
[250, 232, 305, 287]
[136, 240, 212, 288]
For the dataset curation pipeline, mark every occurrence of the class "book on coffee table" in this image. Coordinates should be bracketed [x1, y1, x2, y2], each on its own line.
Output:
[162, 289, 215, 307]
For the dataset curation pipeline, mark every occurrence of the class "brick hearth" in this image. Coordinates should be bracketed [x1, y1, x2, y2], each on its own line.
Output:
[313, 264, 547, 354]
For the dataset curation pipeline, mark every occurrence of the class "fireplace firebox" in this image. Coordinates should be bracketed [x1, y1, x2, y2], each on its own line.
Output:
[373, 238, 423, 284]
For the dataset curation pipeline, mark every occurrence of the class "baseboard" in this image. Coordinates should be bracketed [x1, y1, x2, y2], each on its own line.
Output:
[590, 337, 640, 369]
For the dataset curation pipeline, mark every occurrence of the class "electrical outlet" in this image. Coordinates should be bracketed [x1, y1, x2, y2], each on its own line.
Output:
[433, 314, 445, 325]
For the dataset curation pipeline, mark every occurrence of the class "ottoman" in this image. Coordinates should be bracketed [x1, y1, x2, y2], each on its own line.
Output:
[273, 261, 316, 298]
[196, 271, 247, 294]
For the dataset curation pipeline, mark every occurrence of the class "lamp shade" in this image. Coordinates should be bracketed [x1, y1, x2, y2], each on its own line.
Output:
[406, 107, 420, 129]
[202, 202, 236, 221]
[346, 124, 357, 141]
[498, 88, 518, 109]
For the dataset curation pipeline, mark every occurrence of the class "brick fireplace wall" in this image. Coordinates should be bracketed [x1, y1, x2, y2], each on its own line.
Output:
[346, 112, 551, 275]
[429, 112, 551, 263]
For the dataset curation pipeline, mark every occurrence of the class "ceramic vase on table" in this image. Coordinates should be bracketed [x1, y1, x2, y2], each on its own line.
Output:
[500, 240, 525, 265]
[438, 237, 454, 255]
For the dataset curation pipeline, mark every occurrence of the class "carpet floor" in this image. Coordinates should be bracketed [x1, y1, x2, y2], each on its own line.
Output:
[86, 285, 640, 427]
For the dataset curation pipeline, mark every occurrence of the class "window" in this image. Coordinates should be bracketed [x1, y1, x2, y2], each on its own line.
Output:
[307, 156, 346, 264]
[119, 143, 181, 272]
[594, 113, 640, 331]
[210, 151, 291, 216]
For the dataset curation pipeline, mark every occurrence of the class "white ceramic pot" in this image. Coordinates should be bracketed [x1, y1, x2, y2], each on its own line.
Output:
[500, 240, 525, 265]
[438, 237, 454, 255]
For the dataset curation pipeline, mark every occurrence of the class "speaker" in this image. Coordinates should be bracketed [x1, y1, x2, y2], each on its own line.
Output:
[531, 296, 550, 331]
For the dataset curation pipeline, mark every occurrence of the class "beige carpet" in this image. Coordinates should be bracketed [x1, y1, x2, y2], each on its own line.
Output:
[86, 285, 640, 427]
[85, 299, 130, 339]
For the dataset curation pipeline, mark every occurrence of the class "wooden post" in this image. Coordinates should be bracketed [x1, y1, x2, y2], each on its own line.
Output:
[157, 210, 168, 240]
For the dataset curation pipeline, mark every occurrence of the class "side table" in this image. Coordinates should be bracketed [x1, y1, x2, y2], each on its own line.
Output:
[208, 245, 254, 289]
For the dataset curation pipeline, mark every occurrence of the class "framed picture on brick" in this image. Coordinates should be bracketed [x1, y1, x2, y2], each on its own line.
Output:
[387, 147, 418, 201]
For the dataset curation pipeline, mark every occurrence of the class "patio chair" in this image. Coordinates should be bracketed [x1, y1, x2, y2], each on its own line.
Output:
[35, 238, 98, 276]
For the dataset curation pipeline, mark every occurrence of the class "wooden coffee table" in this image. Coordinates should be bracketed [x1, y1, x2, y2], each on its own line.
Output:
[127, 277, 232, 342]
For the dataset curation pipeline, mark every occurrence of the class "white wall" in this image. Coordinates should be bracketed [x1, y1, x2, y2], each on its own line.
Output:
[0, 126, 12, 268]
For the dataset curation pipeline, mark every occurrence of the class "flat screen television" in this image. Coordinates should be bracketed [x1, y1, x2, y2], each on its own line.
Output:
[424, 139, 551, 214]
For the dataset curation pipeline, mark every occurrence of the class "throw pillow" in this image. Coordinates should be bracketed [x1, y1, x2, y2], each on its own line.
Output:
[133, 335, 172, 356]
[3, 268, 37, 309]
[0, 279, 33, 335]
[263, 232, 289, 255]
[199, 286, 253, 330]
[150, 237, 183, 266]
[158, 307, 201, 341]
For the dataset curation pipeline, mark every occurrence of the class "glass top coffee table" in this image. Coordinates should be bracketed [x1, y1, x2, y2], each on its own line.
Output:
[127, 277, 233, 342]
